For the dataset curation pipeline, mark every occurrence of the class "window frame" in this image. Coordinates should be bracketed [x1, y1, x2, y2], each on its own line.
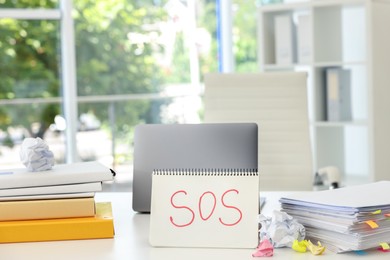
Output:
[0, 0, 235, 166]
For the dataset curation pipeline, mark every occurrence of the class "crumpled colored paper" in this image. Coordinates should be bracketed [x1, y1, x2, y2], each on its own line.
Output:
[258, 210, 305, 248]
[292, 239, 326, 255]
[19, 137, 55, 171]
[306, 240, 326, 255]
[252, 238, 274, 257]
[292, 240, 307, 253]
[378, 242, 390, 252]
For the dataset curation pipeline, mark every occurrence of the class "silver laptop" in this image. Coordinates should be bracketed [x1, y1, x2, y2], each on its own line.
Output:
[132, 123, 258, 213]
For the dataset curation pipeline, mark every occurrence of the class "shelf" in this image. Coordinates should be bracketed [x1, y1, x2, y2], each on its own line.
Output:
[259, 0, 366, 13]
[258, 0, 390, 182]
[263, 64, 303, 70]
[259, 3, 366, 65]
[260, 1, 311, 12]
[263, 60, 366, 69]
[313, 60, 366, 67]
[312, 120, 368, 127]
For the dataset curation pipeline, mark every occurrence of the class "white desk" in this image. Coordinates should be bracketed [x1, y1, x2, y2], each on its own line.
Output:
[0, 192, 388, 260]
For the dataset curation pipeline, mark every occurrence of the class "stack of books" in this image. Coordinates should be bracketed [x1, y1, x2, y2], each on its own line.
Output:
[279, 181, 390, 253]
[0, 161, 115, 243]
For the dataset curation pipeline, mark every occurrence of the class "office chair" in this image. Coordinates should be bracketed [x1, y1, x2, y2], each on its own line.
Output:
[204, 72, 313, 191]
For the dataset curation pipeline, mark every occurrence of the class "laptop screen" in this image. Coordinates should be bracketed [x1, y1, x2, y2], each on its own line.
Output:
[132, 123, 258, 213]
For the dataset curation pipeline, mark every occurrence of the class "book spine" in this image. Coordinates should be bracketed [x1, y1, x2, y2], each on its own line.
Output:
[325, 68, 352, 121]
[0, 192, 95, 202]
[297, 14, 312, 63]
[0, 197, 96, 221]
[275, 14, 296, 65]
[0, 182, 102, 197]
[0, 202, 114, 243]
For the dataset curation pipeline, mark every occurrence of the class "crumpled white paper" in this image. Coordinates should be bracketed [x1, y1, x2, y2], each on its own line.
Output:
[258, 210, 305, 248]
[19, 137, 55, 172]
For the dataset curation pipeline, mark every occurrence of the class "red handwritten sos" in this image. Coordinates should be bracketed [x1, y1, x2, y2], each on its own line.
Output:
[169, 189, 242, 228]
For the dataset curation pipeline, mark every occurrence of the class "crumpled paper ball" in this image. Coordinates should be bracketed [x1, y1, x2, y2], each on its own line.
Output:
[19, 137, 55, 172]
[258, 210, 305, 248]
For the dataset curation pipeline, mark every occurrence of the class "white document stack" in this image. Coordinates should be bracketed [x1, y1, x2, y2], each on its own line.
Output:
[279, 181, 390, 253]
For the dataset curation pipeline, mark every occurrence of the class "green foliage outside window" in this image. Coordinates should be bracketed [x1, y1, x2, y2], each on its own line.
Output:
[0, 0, 215, 143]
[0, 0, 257, 155]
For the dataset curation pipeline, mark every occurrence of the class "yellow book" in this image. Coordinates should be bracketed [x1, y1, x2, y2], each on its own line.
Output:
[0, 197, 96, 221]
[0, 202, 114, 243]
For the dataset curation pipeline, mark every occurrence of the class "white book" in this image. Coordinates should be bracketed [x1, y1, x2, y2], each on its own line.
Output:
[0, 182, 102, 197]
[0, 161, 114, 189]
[274, 14, 296, 65]
[0, 192, 95, 201]
[297, 14, 312, 63]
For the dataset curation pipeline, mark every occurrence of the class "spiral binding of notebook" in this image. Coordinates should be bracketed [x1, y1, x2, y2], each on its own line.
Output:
[149, 167, 260, 248]
[153, 168, 258, 176]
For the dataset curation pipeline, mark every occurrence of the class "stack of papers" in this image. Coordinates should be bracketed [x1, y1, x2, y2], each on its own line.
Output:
[279, 181, 390, 253]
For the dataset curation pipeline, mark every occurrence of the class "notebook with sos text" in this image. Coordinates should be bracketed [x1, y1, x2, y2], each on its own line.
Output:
[149, 168, 259, 248]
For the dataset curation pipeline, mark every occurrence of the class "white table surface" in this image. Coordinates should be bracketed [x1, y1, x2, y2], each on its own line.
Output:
[0, 192, 388, 260]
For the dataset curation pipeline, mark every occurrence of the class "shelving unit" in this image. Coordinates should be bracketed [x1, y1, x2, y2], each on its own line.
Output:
[257, 0, 390, 185]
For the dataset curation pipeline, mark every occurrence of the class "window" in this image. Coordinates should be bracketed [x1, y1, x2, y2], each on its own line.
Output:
[0, 1, 218, 172]
[72, 1, 217, 175]
[0, 0, 257, 190]
[0, 4, 63, 167]
[232, 0, 258, 72]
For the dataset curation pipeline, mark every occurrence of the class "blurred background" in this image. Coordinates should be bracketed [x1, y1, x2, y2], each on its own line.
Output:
[0, 0, 258, 190]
